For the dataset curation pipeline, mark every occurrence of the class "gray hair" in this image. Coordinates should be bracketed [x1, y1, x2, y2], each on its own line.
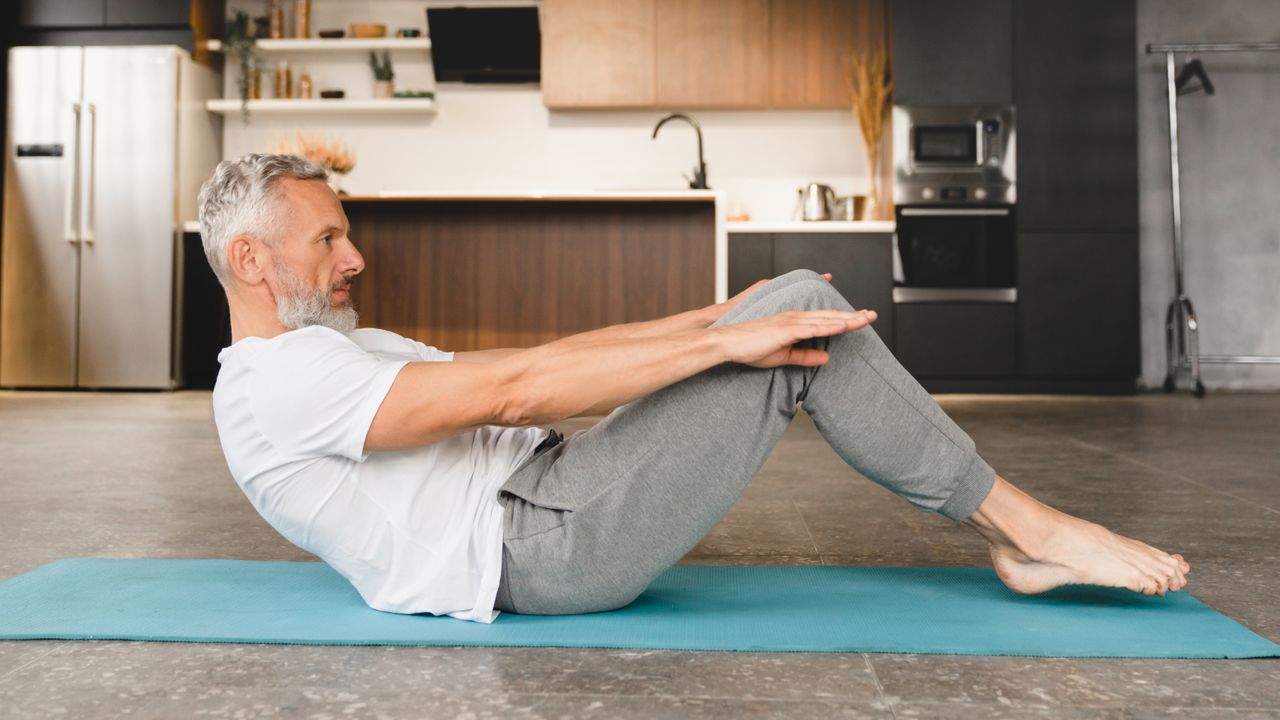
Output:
[196, 153, 328, 287]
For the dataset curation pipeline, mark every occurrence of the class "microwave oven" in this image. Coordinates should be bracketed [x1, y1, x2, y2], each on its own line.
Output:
[893, 105, 1016, 206]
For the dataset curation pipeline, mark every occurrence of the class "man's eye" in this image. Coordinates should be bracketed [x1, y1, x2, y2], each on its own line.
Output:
[322, 235, 333, 244]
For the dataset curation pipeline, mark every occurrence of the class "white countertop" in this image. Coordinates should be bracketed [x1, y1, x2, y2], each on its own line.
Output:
[366, 189, 721, 202]
[727, 220, 895, 233]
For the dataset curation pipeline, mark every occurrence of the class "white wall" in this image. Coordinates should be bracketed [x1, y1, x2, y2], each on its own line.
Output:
[222, 1, 872, 223]
[1137, 0, 1280, 390]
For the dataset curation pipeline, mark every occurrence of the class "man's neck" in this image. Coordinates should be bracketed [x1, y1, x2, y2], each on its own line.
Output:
[227, 295, 288, 345]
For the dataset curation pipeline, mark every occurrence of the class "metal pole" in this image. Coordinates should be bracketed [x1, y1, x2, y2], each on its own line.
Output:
[1165, 51, 1186, 298]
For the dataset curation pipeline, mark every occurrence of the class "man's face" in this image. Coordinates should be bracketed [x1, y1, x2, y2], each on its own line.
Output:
[264, 177, 365, 333]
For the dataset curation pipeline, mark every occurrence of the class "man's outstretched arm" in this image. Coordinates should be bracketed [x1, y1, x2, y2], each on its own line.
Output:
[364, 303, 875, 453]
[451, 276, 811, 365]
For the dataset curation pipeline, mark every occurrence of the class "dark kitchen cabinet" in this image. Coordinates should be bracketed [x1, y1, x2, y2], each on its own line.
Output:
[891, 0, 1013, 105]
[1014, 0, 1137, 232]
[728, 233, 774, 295]
[18, 0, 106, 27]
[19, 0, 194, 28]
[1017, 232, 1139, 379]
[105, 0, 192, 27]
[896, 302, 1016, 377]
[728, 232, 895, 353]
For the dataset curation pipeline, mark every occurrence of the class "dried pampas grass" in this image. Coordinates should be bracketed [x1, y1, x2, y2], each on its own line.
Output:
[847, 45, 893, 215]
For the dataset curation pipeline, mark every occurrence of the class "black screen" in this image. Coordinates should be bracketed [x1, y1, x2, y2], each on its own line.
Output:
[427, 6, 541, 83]
[913, 126, 977, 164]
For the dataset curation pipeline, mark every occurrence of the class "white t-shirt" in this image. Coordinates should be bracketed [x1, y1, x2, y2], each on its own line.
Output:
[212, 325, 548, 623]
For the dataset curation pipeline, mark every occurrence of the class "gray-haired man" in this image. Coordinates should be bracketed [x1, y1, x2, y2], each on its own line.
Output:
[199, 154, 1189, 623]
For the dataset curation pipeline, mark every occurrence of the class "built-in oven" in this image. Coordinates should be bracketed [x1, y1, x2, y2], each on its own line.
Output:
[893, 205, 1016, 293]
[891, 204, 1019, 379]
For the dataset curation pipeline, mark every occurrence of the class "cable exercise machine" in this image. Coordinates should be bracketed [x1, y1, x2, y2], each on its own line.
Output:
[1146, 41, 1280, 397]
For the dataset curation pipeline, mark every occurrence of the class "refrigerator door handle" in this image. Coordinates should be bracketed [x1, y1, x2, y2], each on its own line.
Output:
[80, 102, 97, 245]
[64, 101, 82, 244]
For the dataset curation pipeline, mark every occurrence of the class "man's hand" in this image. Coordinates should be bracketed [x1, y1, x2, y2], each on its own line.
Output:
[713, 309, 877, 368]
[707, 272, 835, 325]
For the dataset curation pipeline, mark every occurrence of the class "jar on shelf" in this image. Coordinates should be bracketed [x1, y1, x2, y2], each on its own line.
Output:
[274, 61, 292, 99]
[298, 72, 313, 99]
[294, 0, 311, 39]
[268, 0, 285, 39]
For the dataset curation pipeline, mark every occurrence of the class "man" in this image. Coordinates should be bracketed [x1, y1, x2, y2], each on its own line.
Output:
[200, 154, 1190, 623]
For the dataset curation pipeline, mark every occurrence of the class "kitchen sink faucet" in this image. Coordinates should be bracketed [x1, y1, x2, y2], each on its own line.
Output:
[652, 113, 709, 189]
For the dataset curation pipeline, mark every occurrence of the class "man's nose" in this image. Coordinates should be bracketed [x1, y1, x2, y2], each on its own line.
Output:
[341, 240, 365, 277]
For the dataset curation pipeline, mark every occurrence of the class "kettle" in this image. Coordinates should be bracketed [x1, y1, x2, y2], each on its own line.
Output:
[796, 183, 836, 221]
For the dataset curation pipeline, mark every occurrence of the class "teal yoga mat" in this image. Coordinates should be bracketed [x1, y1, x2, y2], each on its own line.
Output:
[1, 559, 1276, 658]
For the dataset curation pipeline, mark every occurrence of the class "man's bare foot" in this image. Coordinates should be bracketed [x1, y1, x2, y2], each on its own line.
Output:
[966, 476, 1191, 597]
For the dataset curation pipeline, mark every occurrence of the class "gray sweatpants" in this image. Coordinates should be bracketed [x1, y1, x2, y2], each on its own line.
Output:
[494, 269, 996, 615]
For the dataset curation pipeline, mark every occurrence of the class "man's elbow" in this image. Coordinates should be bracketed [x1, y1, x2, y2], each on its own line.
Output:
[484, 362, 543, 427]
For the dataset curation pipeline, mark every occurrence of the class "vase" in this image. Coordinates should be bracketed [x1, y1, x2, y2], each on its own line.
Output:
[326, 172, 344, 195]
[373, 80, 394, 99]
[863, 142, 883, 221]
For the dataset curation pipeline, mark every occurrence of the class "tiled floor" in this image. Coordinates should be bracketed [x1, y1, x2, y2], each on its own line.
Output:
[1, 390, 1277, 718]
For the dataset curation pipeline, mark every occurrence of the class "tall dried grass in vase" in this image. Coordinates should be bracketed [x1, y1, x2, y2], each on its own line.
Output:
[847, 46, 892, 220]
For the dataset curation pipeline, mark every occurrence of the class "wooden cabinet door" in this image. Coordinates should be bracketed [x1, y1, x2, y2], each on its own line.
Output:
[656, 0, 771, 108]
[891, 0, 1012, 105]
[541, 0, 657, 109]
[770, 0, 856, 108]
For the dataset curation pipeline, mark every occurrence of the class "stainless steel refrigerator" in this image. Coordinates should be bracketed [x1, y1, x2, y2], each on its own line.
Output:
[1, 45, 220, 389]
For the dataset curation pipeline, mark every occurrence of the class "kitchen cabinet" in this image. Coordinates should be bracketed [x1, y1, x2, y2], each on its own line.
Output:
[896, 303, 1016, 377]
[343, 198, 716, 351]
[655, 0, 771, 108]
[1014, 0, 1137, 232]
[18, 0, 205, 28]
[540, 0, 656, 108]
[18, 0, 106, 27]
[729, 232, 895, 352]
[543, 0, 887, 110]
[105, 0, 192, 27]
[769, 0, 863, 108]
[1017, 232, 1139, 379]
[891, 0, 1012, 105]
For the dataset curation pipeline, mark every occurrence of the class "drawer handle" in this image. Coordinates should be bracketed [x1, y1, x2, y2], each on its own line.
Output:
[899, 208, 1011, 217]
[893, 287, 1017, 303]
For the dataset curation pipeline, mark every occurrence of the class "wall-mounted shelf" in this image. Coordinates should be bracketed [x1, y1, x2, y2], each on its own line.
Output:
[205, 38, 431, 53]
[206, 98, 436, 115]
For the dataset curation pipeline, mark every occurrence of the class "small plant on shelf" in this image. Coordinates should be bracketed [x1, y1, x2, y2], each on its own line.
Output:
[369, 51, 395, 98]
[225, 11, 263, 122]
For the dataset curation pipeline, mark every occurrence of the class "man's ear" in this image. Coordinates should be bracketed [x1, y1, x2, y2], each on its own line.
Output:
[227, 234, 267, 285]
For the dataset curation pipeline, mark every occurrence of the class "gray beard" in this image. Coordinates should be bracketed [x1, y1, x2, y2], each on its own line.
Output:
[272, 262, 358, 334]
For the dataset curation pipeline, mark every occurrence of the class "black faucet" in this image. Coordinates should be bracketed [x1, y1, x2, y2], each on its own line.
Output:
[651, 112, 709, 189]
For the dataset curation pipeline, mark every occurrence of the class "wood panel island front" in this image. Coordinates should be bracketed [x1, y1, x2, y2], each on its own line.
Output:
[341, 191, 725, 352]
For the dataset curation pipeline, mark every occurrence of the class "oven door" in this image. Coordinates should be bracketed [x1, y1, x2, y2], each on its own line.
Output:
[894, 205, 1016, 289]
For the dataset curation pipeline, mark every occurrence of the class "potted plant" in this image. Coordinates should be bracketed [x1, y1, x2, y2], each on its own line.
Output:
[847, 46, 892, 220]
[225, 11, 264, 122]
[369, 51, 395, 98]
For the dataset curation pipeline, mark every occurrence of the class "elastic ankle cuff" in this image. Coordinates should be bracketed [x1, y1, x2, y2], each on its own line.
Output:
[938, 454, 997, 522]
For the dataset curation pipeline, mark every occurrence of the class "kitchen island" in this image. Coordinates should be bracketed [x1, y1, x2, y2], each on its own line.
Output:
[341, 191, 724, 352]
